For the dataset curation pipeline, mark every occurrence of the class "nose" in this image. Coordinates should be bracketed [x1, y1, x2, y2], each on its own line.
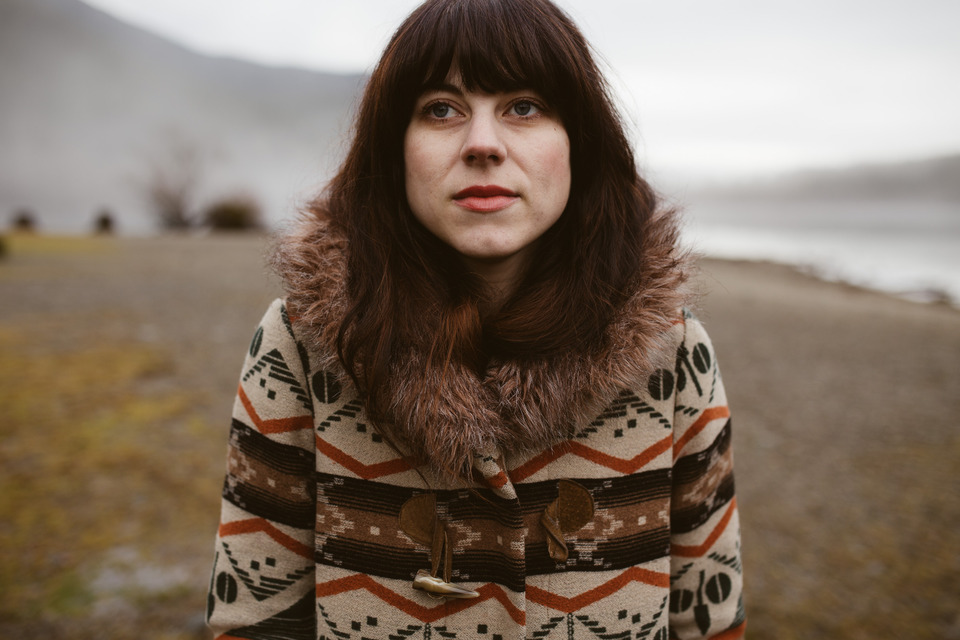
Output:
[461, 112, 506, 165]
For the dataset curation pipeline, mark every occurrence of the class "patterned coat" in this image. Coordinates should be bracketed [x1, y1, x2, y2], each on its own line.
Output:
[207, 222, 745, 640]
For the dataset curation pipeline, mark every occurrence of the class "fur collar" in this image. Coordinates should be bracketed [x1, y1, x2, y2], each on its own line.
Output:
[272, 211, 690, 478]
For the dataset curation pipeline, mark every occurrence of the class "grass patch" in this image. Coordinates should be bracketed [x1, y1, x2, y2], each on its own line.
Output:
[0, 323, 223, 625]
[1, 233, 117, 257]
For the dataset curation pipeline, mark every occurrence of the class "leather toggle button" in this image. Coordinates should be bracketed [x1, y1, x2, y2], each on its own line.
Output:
[540, 479, 595, 562]
[399, 493, 479, 600]
[412, 569, 480, 599]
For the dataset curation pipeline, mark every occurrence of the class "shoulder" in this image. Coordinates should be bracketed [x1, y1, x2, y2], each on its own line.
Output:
[674, 309, 720, 374]
[247, 298, 309, 368]
[270, 217, 351, 372]
[242, 299, 314, 408]
[654, 308, 719, 364]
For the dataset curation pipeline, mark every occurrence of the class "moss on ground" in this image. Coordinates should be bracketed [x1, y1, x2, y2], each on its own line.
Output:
[0, 322, 222, 638]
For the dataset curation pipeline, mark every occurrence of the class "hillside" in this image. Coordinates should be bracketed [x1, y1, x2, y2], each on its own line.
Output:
[0, 0, 364, 233]
[696, 154, 960, 203]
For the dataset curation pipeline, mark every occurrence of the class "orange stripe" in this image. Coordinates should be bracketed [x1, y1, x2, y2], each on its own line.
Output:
[567, 437, 672, 474]
[315, 436, 412, 479]
[672, 498, 737, 558]
[238, 384, 314, 434]
[526, 566, 670, 613]
[484, 470, 509, 489]
[509, 446, 568, 482]
[218, 518, 313, 560]
[511, 435, 672, 482]
[316, 574, 525, 625]
[711, 620, 747, 639]
[673, 405, 730, 460]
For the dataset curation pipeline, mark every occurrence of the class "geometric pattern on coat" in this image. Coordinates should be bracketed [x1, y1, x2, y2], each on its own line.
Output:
[207, 300, 746, 640]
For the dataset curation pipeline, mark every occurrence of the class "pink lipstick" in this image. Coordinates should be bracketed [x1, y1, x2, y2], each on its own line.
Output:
[453, 185, 518, 212]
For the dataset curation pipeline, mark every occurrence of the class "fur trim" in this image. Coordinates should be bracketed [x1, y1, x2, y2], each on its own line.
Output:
[272, 210, 690, 478]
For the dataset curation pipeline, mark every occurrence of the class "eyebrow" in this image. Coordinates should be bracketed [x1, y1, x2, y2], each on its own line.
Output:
[421, 81, 464, 96]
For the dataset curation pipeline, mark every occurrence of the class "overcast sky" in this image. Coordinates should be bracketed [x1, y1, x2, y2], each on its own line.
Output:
[80, 0, 960, 182]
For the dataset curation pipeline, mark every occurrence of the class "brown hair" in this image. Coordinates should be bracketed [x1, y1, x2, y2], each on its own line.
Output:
[293, 0, 677, 470]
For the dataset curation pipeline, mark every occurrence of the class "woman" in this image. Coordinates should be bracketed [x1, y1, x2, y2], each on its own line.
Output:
[207, 0, 745, 638]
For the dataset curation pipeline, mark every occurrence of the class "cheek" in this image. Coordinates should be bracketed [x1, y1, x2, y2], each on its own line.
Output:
[539, 132, 571, 208]
[404, 136, 431, 209]
[404, 136, 445, 201]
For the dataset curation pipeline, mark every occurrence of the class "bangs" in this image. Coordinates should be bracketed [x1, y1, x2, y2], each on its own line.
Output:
[390, 0, 586, 111]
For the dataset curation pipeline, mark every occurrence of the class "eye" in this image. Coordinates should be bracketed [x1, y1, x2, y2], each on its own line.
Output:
[508, 99, 541, 117]
[424, 101, 458, 119]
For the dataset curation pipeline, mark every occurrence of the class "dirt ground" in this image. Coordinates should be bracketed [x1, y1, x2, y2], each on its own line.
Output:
[0, 233, 958, 639]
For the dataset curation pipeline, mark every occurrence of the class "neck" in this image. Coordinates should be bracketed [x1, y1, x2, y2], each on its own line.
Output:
[460, 252, 527, 317]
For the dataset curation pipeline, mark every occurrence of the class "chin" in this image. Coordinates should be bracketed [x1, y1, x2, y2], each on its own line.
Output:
[459, 247, 520, 262]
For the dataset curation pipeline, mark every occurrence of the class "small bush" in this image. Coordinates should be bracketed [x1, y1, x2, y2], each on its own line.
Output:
[93, 209, 115, 235]
[203, 195, 262, 231]
[11, 209, 37, 232]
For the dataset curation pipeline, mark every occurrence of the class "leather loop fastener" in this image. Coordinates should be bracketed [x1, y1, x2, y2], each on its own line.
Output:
[540, 479, 595, 561]
[399, 493, 479, 599]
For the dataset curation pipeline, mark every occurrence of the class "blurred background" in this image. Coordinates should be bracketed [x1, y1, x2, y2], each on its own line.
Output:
[1, 0, 958, 638]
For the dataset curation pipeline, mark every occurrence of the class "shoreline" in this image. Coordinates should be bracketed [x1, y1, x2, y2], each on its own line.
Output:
[7, 229, 958, 309]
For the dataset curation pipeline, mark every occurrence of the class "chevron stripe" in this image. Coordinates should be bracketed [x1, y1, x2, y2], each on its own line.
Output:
[315, 435, 412, 479]
[238, 384, 313, 434]
[219, 518, 313, 560]
[525, 566, 670, 613]
[673, 405, 730, 460]
[481, 469, 509, 489]
[315, 574, 525, 625]
[511, 435, 672, 482]
[672, 498, 738, 558]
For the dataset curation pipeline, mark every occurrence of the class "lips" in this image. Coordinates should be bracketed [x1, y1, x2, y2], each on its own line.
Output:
[453, 185, 518, 212]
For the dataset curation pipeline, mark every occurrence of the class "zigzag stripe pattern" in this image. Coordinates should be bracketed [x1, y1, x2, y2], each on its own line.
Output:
[671, 420, 736, 533]
[315, 574, 526, 625]
[209, 301, 746, 640]
[218, 518, 313, 560]
[525, 567, 670, 613]
[510, 435, 672, 482]
[671, 499, 738, 558]
[238, 385, 313, 434]
[315, 435, 412, 479]
[673, 405, 731, 459]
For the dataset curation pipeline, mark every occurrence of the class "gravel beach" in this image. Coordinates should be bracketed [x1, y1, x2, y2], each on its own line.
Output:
[1, 233, 957, 639]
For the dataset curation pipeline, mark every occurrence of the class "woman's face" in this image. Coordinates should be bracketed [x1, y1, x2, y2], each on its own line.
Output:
[404, 75, 571, 288]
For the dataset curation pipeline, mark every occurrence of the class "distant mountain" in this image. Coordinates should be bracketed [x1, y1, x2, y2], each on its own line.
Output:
[0, 0, 364, 233]
[695, 154, 960, 203]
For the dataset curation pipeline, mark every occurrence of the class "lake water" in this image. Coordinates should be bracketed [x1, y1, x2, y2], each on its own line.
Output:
[682, 199, 960, 306]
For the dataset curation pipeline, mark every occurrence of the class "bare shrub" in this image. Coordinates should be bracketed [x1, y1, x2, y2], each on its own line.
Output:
[141, 136, 203, 231]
